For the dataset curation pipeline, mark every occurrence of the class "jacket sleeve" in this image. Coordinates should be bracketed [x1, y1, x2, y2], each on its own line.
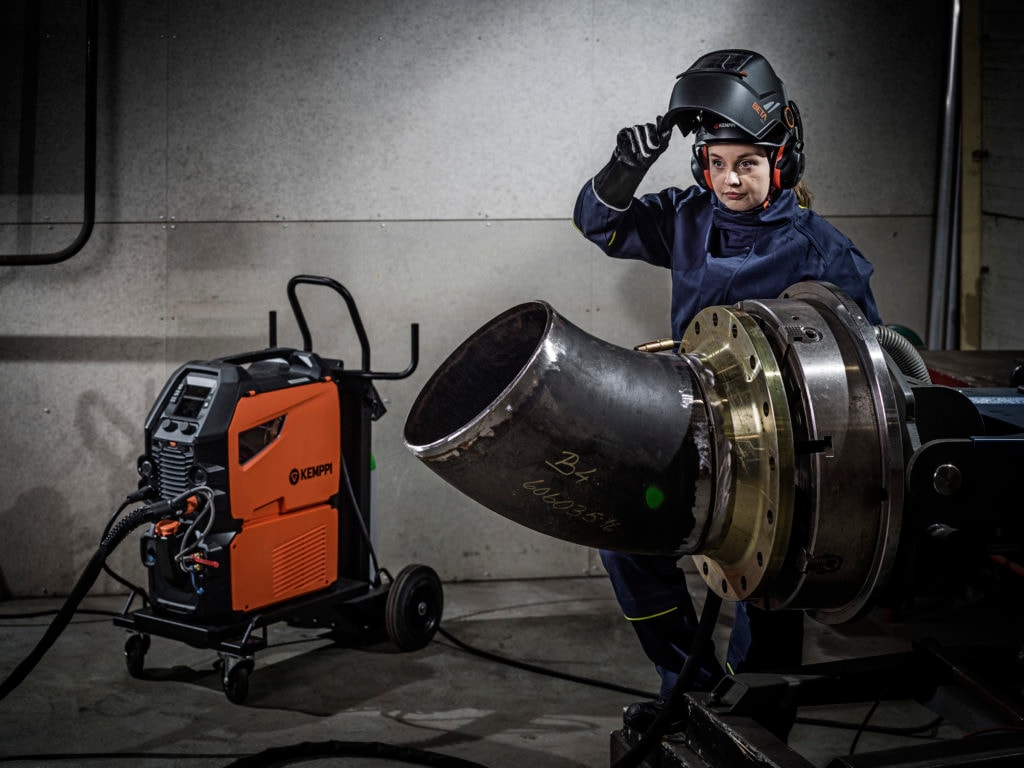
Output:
[839, 246, 880, 325]
[796, 211, 883, 325]
[824, 245, 883, 325]
[573, 179, 698, 269]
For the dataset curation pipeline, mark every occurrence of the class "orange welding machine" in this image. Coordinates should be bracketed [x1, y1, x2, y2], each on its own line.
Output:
[113, 275, 442, 703]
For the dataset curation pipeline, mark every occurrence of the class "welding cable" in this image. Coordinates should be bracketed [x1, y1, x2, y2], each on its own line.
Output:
[1, 488, 154, 613]
[796, 713, 945, 737]
[221, 740, 490, 767]
[0, 494, 189, 702]
[436, 621, 953, 741]
[338, 453, 384, 584]
[99, 493, 151, 601]
[0, 750, 247, 764]
[611, 588, 723, 768]
[848, 678, 896, 755]
[435, 625, 658, 699]
[0, 607, 118, 622]
[172, 487, 216, 573]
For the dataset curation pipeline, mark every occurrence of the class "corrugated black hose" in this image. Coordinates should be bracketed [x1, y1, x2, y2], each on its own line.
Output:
[0, 497, 173, 702]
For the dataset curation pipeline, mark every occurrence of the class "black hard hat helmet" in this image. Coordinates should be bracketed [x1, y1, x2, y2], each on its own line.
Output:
[665, 49, 797, 142]
[665, 49, 805, 190]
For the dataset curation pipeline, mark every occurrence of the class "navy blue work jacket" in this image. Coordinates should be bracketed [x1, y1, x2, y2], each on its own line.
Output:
[573, 181, 882, 339]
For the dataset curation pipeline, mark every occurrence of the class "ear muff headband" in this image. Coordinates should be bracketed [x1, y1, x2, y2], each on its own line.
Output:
[776, 100, 805, 189]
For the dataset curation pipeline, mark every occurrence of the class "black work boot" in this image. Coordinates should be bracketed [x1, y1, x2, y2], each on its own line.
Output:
[622, 699, 685, 734]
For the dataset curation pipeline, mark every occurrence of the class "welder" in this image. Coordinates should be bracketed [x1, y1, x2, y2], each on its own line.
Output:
[571, 48, 882, 732]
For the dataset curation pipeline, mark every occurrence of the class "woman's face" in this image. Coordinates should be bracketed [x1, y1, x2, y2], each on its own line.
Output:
[706, 143, 772, 211]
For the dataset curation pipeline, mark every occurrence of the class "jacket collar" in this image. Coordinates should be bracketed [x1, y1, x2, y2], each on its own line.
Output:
[710, 188, 798, 230]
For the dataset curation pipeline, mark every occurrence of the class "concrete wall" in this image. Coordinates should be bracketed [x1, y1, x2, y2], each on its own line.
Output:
[0, 0, 949, 596]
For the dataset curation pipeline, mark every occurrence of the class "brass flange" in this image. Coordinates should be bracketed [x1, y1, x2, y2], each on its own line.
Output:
[679, 306, 794, 601]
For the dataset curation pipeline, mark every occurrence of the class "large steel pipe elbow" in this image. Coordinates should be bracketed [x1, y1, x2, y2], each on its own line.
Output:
[404, 301, 716, 557]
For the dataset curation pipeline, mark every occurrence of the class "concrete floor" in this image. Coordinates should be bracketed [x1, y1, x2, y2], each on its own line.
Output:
[0, 567, 1018, 767]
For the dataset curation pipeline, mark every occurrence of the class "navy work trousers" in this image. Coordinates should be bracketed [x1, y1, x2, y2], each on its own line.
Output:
[600, 549, 803, 701]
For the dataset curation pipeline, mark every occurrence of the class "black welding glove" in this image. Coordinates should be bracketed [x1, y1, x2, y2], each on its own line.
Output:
[591, 116, 673, 209]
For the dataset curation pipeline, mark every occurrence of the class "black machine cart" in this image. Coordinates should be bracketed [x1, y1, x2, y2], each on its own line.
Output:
[114, 275, 442, 703]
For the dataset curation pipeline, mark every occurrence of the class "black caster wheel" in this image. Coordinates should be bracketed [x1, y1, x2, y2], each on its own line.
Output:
[223, 658, 254, 704]
[124, 633, 150, 678]
[385, 564, 443, 651]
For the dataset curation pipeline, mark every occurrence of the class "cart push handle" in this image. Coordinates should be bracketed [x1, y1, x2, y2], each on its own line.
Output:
[283, 274, 418, 380]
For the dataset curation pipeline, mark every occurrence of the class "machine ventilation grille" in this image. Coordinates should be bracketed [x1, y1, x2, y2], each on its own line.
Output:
[271, 525, 328, 598]
[153, 441, 194, 499]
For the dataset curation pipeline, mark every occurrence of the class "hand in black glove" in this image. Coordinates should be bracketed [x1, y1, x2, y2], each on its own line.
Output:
[592, 117, 673, 209]
[617, 120, 673, 169]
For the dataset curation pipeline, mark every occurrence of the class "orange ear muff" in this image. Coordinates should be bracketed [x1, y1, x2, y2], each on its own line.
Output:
[702, 146, 713, 190]
[772, 145, 785, 191]
[771, 138, 805, 190]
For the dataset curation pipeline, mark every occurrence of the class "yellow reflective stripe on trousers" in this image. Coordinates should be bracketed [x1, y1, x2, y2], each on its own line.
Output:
[623, 605, 678, 622]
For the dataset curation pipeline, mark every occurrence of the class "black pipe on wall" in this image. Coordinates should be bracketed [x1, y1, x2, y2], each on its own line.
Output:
[0, 0, 98, 266]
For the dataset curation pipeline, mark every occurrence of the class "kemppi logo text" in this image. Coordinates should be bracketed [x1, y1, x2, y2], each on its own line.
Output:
[289, 462, 333, 485]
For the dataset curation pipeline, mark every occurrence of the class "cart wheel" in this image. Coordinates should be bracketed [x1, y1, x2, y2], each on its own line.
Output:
[124, 634, 150, 678]
[224, 658, 253, 705]
[385, 564, 443, 651]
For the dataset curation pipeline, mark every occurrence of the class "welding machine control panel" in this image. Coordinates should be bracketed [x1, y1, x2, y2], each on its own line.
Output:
[157, 372, 218, 439]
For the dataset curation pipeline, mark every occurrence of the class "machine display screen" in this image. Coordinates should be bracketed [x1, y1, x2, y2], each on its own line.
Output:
[175, 379, 213, 418]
